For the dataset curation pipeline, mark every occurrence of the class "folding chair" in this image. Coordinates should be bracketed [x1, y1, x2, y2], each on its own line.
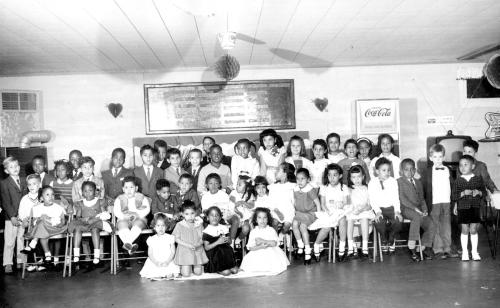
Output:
[288, 229, 333, 263]
[332, 220, 383, 263]
[394, 219, 424, 260]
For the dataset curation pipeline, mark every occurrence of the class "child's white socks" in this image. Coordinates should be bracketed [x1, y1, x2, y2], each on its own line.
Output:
[461, 234, 469, 261]
[470, 234, 480, 261]
[338, 241, 346, 255]
[93, 249, 100, 264]
[313, 243, 321, 255]
[362, 240, 368, 253]
[347, 240, 354, 254]
[130, 226, 142, 243]
[73, 248, 80, 262]
[408, 240, 416, 250]
[297, 239, 304, 253]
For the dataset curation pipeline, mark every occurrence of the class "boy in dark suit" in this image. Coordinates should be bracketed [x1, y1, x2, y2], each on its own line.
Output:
[69, 149, 84, 180]
[31, 155, 54, 186]
[133, 145, 164, 199]
[186, 149, 203, 191]
[153, 139, 169, 170]
[163, 148, 187, 194]
[1, 156, 27, 274]
[398, 158, 435, 261]
[102, 148, 134, 206]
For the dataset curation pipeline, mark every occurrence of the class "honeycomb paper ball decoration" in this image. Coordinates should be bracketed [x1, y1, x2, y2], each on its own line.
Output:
[215, 54, 240, 81]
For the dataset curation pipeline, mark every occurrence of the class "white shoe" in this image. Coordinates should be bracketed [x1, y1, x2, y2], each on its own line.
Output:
[471, 252, 481, 261]
[461, 252, 470, 261]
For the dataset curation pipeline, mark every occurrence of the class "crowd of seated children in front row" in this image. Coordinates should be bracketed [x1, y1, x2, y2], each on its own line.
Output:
[0, 129, 497, 278]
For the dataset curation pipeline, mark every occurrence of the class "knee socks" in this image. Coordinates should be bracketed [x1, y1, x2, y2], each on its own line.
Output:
[408, 240, 416, 250]
[313, 243, 321, 255]
[461, 234, 469, 254]
[470, 234, 478, 254]
[130, 226, 142, 243]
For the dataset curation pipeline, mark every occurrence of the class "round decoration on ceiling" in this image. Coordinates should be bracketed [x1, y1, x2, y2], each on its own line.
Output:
[215, 54, 240, 81]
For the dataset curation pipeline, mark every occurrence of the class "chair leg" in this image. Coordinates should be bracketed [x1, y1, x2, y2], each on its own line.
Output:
[372, 227, 377, 263]
[328, 229, 332, 263]
[332, 227, 337, 263]
[63, 234, 69, 278]
[378, 232, 384, 262]
[494, 210, 499, 259]
[242, 237, 247, 257]
[110, 233, 114, 274]
[288, 232, 293, 261]
[418, 234, 424, 261]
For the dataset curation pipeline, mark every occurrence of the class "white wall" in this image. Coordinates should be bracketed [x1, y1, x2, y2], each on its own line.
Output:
[0, 63, 499, 181]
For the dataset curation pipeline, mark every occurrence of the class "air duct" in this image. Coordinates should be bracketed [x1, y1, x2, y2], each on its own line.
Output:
[19, 130, 51, 148]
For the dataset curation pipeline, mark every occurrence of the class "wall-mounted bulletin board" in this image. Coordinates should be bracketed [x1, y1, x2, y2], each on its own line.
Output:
[144, 79, 295, 134]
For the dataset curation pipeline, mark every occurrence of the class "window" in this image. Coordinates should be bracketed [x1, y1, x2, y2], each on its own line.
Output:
[1, 91, 38, 111]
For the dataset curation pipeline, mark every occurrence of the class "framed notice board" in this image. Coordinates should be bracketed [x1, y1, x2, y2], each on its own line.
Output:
[144, 79, 295, 134]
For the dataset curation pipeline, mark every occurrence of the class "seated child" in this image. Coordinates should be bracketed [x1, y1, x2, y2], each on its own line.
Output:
[231, 138, 260, 186]
[72, 156, 105, 203]
[453, 155, 487, 261]
[50, 159, 74, 208]
[201, 173, 240, 247]
[173, 201, 208, 277]
[21, 186, 67, 265]
[151, 179, 179, 232]
[368, 157, 402, 254]
[397, 159, 435, 261]
[292, 168, 321, 265]
[229, 175, 254, 242]
[203, 206, 238, 276]
[285, 135, 313, 171]
[198, 144, 232, 196]
[240, 207, 289, 275]
[140, 213, 179, 279]
[69, 181, 110, 266]
[346, 165, 374, 259]
[337, 139, 371, 184]
[113, 176, 151, 254]
[164, 148, 187, 194]
[172, 174, 201, 214]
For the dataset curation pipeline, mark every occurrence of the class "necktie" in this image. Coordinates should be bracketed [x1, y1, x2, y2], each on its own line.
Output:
[16, 178, 20, 187]
[410, 178, 416, 190]
[380, 180, 385, 190]
[192, 168, 197, 176]
[146, 167, 151, 181]
[112, 168, 117, 177]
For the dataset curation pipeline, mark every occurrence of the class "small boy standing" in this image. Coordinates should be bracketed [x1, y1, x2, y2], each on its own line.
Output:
[164, 148, 187, 195]
[31, 155, 54, 186]
[102, 148, 134, 206]
[231, 138, 260, 187]
[424, 144, 458, 259]
[69, 149, 84, 180]
[197, 144, 232, 195]
[397, 159, 435, 261]
[154, 139, 169, 170]
[462, 140, 498, 194]
[186, 149, 203, 191]
[133, 145, 164, 199]
[1, 157, 27, 274]
[368, 157, 402, 254]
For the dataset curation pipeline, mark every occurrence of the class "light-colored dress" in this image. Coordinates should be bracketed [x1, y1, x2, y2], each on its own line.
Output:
[240, 225, 289, 274]
[201, 190, 234, 221]
[346, 186, 375, 221]
[172, 220, 208, 266]
[310, 158, 329, 187]
[293, 184, 319, 226]
[268, 182, 295, 223]
[140, 234, 179, 278]
[229, 190, 254, 223]
[26, 202, 67, 239]
[309, 184, 349, 230]
[259, 146, 285, 184]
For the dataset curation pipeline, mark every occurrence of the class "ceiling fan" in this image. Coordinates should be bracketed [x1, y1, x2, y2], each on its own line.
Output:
[457, 42, 500, 61]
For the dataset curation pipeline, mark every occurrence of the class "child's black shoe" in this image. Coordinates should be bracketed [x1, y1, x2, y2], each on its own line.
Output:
[423, 248, 434, 260]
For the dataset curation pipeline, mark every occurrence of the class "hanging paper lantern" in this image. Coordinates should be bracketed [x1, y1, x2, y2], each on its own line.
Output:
[215, 54, 240, 81]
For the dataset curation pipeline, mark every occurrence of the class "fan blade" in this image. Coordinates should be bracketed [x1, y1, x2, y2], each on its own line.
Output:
[270, 48, 332, 67]
[457, 43, 500, 61]
[235, 33, 265, 45]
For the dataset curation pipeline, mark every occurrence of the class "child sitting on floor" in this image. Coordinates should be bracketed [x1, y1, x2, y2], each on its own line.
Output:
[140, 213, 179, 280]
[113, 176, 151, 254]
[240, 207, 289, 275]
[173, 201, 208, 277]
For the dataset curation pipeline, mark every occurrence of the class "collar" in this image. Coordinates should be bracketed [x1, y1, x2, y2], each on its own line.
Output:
[294, 183, 313, 193]
[83, 175, 94, 181]
[203, 224, 229, 237]
[83, 198, 99, 207]
[56, 178, 73, 185]
[10, 175, 20, 182]
[460, 174, 475, 181]
[113, 167, 122, 173]
[143, 165, 152, 171]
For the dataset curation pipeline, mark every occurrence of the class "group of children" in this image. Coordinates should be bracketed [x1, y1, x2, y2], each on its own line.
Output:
[0, 129, 496, 279]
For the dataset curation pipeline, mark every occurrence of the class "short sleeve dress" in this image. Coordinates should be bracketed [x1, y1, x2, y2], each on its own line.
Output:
[172, 220, 208, 266]
[68, 198, 106, 233]
[140, 234, 179, 278]
[259, 146, 285, 184]
[309, 158, 329, 187]
[202, 224, 236, 273]
[309, 184, 349, 230]
[346, 185, 375, 220]
[27, 203, 67, 239]
[293, 184, 319, 226]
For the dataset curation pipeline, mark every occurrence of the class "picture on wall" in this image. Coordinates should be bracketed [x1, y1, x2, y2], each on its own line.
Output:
[144, 79, 295, 134]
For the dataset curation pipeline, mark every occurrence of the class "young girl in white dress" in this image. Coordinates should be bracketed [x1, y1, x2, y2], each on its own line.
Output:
[258, 129, 285, 184]
[240, 207, 289, 275]
[309, 164, 349, 262]
[346, 165, 374, 259]
[310, 139, 329, 187]
[140, 213, 179, 280]
[285, 135, 312, 172]
[369, 134, 401, 180]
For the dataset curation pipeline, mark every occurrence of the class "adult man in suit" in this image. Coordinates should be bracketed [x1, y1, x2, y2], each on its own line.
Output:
[133, 145, 164, 199]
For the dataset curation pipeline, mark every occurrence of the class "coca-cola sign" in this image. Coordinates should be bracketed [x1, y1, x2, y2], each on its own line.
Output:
[356, 99, 399, 134]
[364, 107, 392, 117]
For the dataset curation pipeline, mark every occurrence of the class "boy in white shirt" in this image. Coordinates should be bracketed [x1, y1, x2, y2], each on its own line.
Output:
[368, 157, 402, 254]
[231, 138, 260, 187]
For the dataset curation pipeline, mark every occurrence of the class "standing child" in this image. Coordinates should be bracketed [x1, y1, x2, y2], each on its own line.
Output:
[113, 176, 151, 254]
[21, 186, 67, 265]
[292, 168, 321, 265]
[140, 213, 179, 279]
[173, 174, 201, 214]
[1, 157, 27, 274]
[31, 155, 54, 186]
[326, 133, 347, 164]
[258, 129, 285, 184]
[164, 148, 187, 195]
[346, 165, 374, 259]
[197, 145, 232, 196]
[462, 140, 498, 193]
[357, 137, 373, 168]
[368, 157, 402, 254]
[398, 159, 435, 261]
[285, 135, 312, 172]
[151, 179, 179, 232]
[229, 175, 254, 241]
[186, 149, 203, 191]
[69, 181, 110, 266]
[203, 206, 238, 275]
[154, 140, 169, 170]
[310, 139, 329, 187]
[72, 156, 105, 203]
[69, 150, 83, 181]
[369, 134, 401, 180]
[338, 139, 371, 185]
[173, 201, 208, 277]
[423, 144, 457, 259]
[102, 148, 134, 206]
[201, 173, 240, 247]
[240, 207, 289, 275]
[453, 155, 487, 261]
[133, 144, 164, 199]
[231, 138, 260, 186]
[309, 164, 349, 262]
[50, 160, 74, 207]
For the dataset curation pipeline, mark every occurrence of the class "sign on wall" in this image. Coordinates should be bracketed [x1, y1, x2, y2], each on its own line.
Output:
[356, 99, 400, 135]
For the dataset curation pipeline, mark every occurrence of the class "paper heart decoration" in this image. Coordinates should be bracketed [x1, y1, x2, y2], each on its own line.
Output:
[107, 103, 123, 118]
[312, 98, 328, 112]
